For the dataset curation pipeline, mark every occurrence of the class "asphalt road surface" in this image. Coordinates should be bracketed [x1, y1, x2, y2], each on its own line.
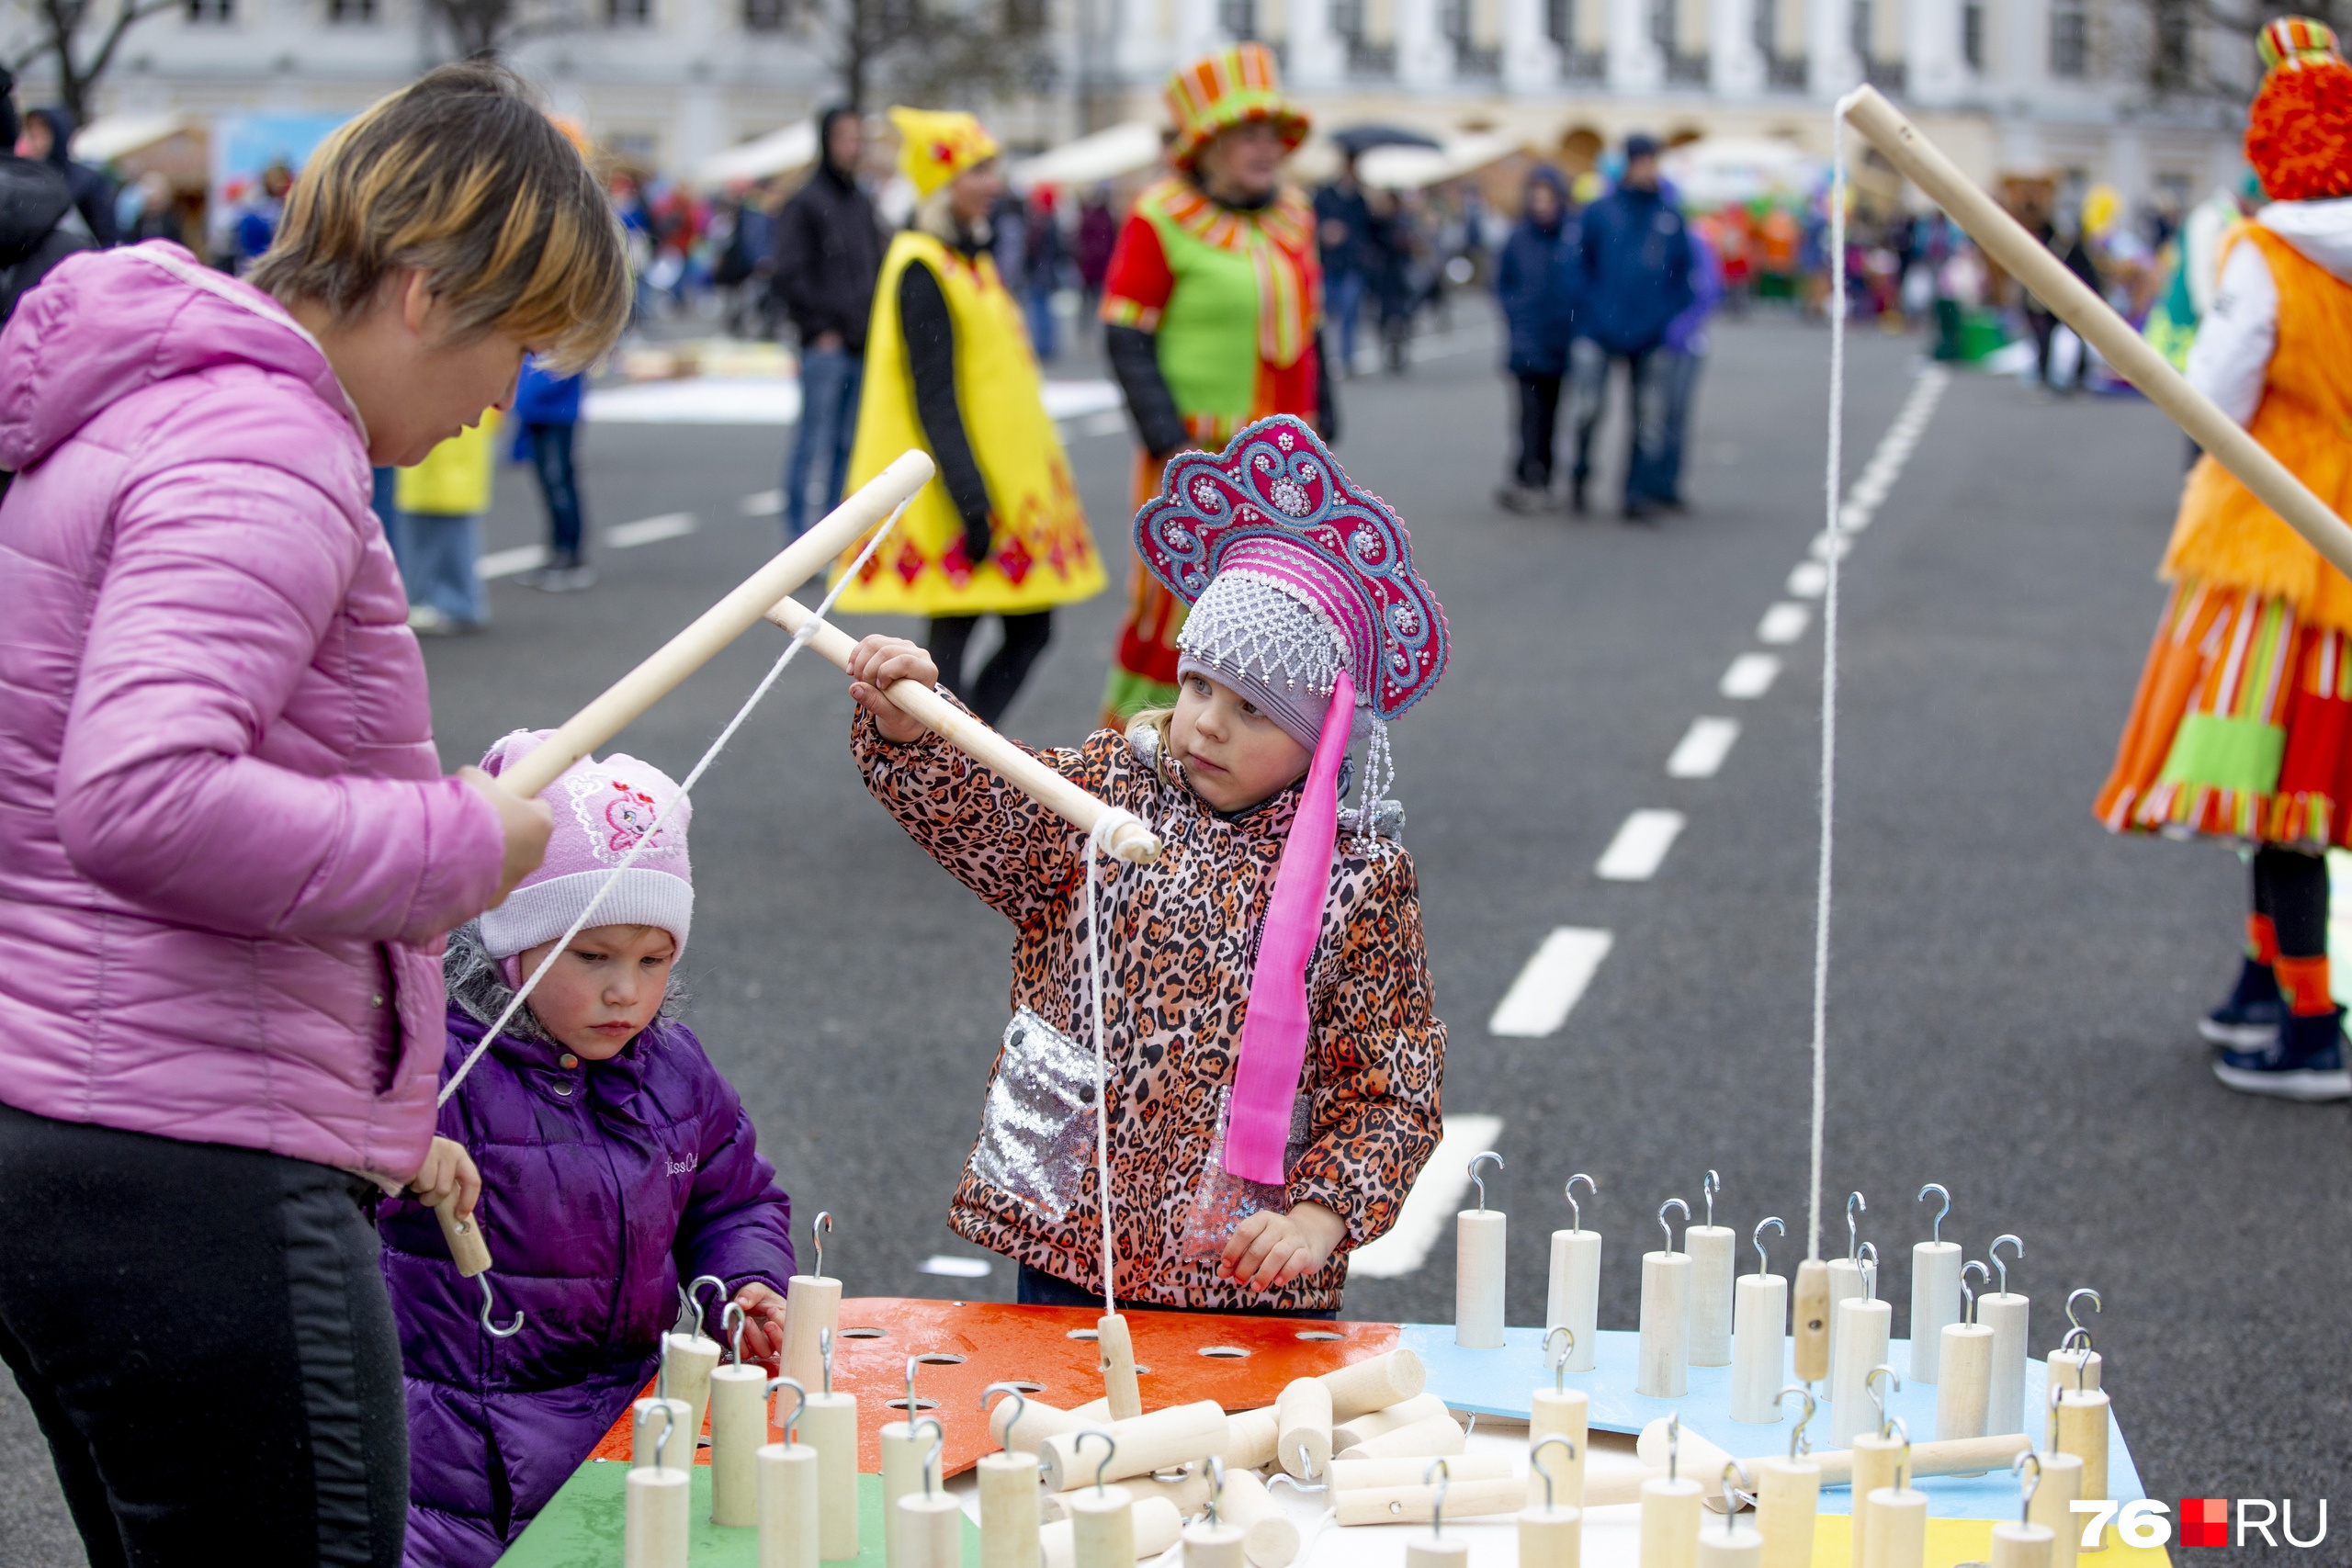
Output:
[6, 311, 2345, 1565]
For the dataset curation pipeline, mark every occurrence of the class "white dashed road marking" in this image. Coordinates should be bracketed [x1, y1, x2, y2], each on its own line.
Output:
[1596, 809, 1687, 882]
[1721, 653, 1783, 699]
[1666, 716, 1741, 780]
[1488, 928, 1615, 1038]
[1348, 1113, 1507, 1279]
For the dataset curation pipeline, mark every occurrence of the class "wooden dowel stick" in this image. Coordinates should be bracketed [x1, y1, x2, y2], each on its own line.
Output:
[497, 451, 934, 802]
[1330, 1391, 1448, 1450]
[1600, 1430, 2030, 1510]
[764, 595, 1162, 863]
[1792, 1259, 1831, 1382]
[1319, 1348, 1428, 1418]
[432, 1196, 492, 1276]
[757, 1441, 820, 1568]
[978, 1450, 1043, 1568]
[801, 1390, 860, 1561]
[1274, 1377, 1331, 1480]
[1838, 85, 2352, 576]
[708, 1361, 767, 1527]
[1095, 1313, 1143, 1421]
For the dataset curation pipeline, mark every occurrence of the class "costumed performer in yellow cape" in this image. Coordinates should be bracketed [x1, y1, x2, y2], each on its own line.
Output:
[833, 107, 1104, 725]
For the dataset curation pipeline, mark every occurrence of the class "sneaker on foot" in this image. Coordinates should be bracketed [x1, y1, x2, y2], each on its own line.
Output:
[2199, 956, 2285, 1050]
[2213, 1007, 2352, 1100]
[406, 604, 452, 636]
[1494, 484, 1544, 515]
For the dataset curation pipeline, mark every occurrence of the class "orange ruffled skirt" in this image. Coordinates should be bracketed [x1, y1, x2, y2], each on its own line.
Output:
[2098, 576, 2352, 849]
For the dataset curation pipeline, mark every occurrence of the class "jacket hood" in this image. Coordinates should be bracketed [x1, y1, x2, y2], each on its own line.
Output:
[2259, 196, 2352, 285]
[28, 107, 72, 170]
[0, 241, 360, 473]
[0, 156, 73, 265]
[1520, 164, 1570, 234]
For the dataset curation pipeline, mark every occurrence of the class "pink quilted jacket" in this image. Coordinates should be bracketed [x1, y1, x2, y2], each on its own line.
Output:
[0, 243, 507, 1186]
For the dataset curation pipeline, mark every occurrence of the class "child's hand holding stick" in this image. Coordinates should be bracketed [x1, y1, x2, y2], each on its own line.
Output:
[844, 635, 940, 746]
[1220, 1203, 1346, 1291]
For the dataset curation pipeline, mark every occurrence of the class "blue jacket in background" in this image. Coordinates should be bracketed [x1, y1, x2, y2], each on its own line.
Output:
[1494, 165, 1580, 377]
[1664, 224, 1723, 356]
[514, 357, 586, 425]
[1576, 184, 1693, 355]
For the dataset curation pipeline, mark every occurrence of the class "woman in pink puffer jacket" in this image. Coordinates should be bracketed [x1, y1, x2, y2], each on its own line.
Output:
[0, 62, 626, 1567]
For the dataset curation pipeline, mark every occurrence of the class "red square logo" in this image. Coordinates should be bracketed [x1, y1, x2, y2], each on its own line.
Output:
[2179, 1498, 2230, 1547]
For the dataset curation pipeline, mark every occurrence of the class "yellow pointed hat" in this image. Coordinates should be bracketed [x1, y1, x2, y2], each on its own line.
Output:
[889, 107, 1001, 198]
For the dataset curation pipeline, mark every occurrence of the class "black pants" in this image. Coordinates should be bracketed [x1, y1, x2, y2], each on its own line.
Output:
[2255, 843, 2329, 959]
[0, 1102, 409, 1567]
[928, 610, 1054, 728]
[525, 423, 584, 562]
[1513, 372, 1564, 489]
[1013, 1263, 1340, 1321]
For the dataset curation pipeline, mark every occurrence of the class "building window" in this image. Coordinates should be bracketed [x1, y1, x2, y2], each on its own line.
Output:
[1752, 0, 1773, 52]
[2050, 0, 2086, 75]
[607, 0, 650, 25]
[1546, 0, 1570, 46]
[2154, 0, 2190, 88]
[1849, 0, 1871, 61]
[743, 0, 787, 28]
[1218, 0, 1255, 38]
[1648, 0, 1674, 53]
[325, 0, 374, 19]
[184, 0, 232, 20]
[1332, 0, 1363, 39]
[1962, 0, 1983, 67]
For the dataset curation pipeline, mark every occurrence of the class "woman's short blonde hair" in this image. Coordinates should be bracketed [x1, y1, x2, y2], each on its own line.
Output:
[251, 62, 629, 373]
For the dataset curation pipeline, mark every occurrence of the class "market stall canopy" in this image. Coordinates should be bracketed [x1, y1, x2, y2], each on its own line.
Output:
[1357, 131, 1519, 191]
[1012, 119, 1163, 190]
[72, 113, 196, 164]
[1331, 124, 1442, 156]
[1660, 134, 1826, 207]
[695, 119, 818, 188]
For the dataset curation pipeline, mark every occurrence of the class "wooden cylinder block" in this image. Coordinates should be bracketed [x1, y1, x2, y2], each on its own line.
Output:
[1041, 1491, 1181, 1568]
[1183, 1523, 1249, 1568]
[1696, 1523, 1765, 1567]
[2053, 1390, 2110, 1506]
[1729, 1273, 1788, 1425]
[1977, 1292, 2030, 1436]
[1991, 1522, 2056, 1568]
[1907, 1243, 1962, 1384]
[1826, 1297, 1892, 1450]
[800, 1390, 858, 1562]
[1405, 1539, 1470, 1568]
[1333, 1476, 1521, 1526]
[1845, 1437, 1902, 1568]
[1333, 1452, 1511, 1490]
[1319, 1348, 1427, 1419]
[1225, 1406, 1279, 1471]
[1861, 1487, 1928, 1568]
[433, 1196, 493, 1277]
[1686, 1225, 1737, 1368]
[1754, 1457, 1819, 1568]
[1334, 1413, 1465, 1462]
[1332, 1392, 1449, 1451]
[1275, 1377, 1332, 1481]
[1216, 1466, 1300, 1568]
[1038, 1400, 1227, 1491]
[2026, 1451, 2084, 1568]
[709, 1361, 769, 1527]
[1518, 1505, 1583, 1568]
[1546, 1229, 1602, 1373]
[1096, 1314, 1141, 1422]
[625, 1464, 691, 1568]
[994, 1394, 1087, 1455]
[1637, 1251, 1692, 1398]
[1045, 1465, 1211, 1521]
[780, 1275, 840, 1399]
[756, 1442, 819, 1568]
[878, 1420, 926, 1568]
[895, 1492, 962, 1568]
[662, 1332, 721, 1454]
[1456, 1209, 1508, 1348]
[1640, 1475, 1704, 1568]
[1529, 1387, 1589, 1509]
[1935, 1323, 1995, 1446]
[1821, 1258, 1864, 1403]
[1792, 1259, 1831, 1383]
[978, 1450, 1041, 1568]
[2044, 1350, 2102, 1450]
[631, 1397, 695, 1472]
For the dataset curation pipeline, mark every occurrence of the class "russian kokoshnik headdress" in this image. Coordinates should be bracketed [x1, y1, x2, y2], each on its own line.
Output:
[1133, 413, 1449, 1182]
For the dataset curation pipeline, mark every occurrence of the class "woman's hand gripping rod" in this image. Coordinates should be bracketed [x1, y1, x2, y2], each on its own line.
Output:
[1837, 86, 2352, 575]
[426, 451, 939, 1324]
[763, 595, 1164, 864]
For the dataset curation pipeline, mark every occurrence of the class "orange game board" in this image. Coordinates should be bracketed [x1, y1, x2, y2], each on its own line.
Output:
[588, 1297, 1398, 1476]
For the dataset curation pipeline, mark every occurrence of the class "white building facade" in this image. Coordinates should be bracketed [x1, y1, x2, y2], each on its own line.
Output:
[15, 0, 2245, 206]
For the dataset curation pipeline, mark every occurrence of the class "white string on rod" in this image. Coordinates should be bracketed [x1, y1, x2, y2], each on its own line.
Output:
[1809, 92, 1863, 1263]
[1084, 805, 1146, 1317]
[438, 498, 914, 1109]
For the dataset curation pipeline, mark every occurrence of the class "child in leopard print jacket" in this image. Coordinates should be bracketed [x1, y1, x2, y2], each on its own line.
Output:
[845, 415, 1448, 1315]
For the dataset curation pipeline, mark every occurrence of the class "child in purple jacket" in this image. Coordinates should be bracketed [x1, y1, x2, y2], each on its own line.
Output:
[379, 731, 795, 1567]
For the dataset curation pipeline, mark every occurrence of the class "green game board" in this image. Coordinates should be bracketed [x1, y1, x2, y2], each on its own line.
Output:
[496, 1464, 980, 1566]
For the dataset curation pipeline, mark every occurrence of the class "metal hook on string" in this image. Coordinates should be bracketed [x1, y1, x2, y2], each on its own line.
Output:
[1722, 1460, 1753, 1527]
[2065, 1287, 2102, 1345]
[1777, 1386, 1816, 1460]
[1565, 1172, 1596, 1233]
[767, 1376, 808, 1446]
[1754, 1216, 1785, 1277]
[478, 1274, 524, 1340]
[1531, 1435, 1577, 1513]
[1425, 1458, 1452, 1538]
[2013, 1451, 2041, 1527]
[979, 1382, 1030, 1449]
[1659, 1197, 1690, 1257]
[1866, 1364, 1901, 1438]
[1204, 1454, 1227, 1526]
[1468, 1151, 1504, 1213]
[677, 1273, 726, 1338]
[915, 1416, 945, 1498]
[637, 1399, 679, 1473]
[1962, 1260, 1988, 1325]
[1702, 1169, 1721, 1229]
[1666, 1413, 1681, 1483]
[1544, 1325, 1575, 1393]
[1990, 1234, 2023, 1296]
[1858, 1241, 1879, 1301]
[811, 1211, 832, 1280]
[724, 1301, 748, 1366]
[1076, 1430, 1116, 1497]
[1846, 1191, 1868, 1259]
[1917, 1183, 1951, 1245]
[819, 1326, 835, 1397]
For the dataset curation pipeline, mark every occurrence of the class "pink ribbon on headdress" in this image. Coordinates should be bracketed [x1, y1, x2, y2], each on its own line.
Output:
[1222, 669, 1354, 1184]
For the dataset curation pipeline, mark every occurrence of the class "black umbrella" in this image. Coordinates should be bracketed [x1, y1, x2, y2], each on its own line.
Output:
[1330, 124, 1442, 157]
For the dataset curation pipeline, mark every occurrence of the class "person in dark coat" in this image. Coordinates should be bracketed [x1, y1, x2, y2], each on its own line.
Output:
[1315, 152, 1374, 374]
[380, 735, 794, 1568]
[773, 106, 882, 537]
[16, 103, 114, 247]
[510, 356, 594, 590]
[1493, 163, 1580, 513]
[1568, 134, 1692, 520]
[0, 72, 91, 329]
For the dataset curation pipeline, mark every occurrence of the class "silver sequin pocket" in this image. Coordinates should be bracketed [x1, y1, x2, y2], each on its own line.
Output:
[969, 1007, 1101, 1223]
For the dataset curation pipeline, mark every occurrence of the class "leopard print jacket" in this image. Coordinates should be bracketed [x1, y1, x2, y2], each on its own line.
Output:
[854, 705, 1444, 1313]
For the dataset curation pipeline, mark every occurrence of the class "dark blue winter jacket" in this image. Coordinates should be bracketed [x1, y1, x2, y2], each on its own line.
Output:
[1495, 165, 1579, 377]
[1575, 184, 1693, 355]
[514, 357, 586, 425]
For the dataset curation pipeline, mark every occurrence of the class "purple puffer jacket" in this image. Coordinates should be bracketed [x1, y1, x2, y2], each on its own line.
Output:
[0, 242, 505, 1186]
[379, 951, 795, 1567]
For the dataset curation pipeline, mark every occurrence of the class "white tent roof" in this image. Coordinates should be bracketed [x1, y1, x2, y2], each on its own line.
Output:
[1357, 132, 1519, 191]
[695, 120, 818, 189]
[1012, 120, 1163, 191]
[73, 113, 197, 164]
[1659, 135, 1825, 205]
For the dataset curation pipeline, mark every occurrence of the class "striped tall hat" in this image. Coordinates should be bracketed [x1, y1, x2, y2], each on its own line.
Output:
[2249, 17, 2352, 201]
[1164, 43, 1310, 172]
[2258, 14, 2340, 68]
